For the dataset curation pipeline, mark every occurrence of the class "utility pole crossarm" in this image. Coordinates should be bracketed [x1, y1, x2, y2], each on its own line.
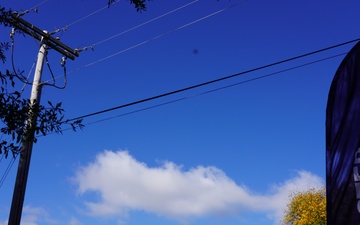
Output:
[5, 13, 79, 60]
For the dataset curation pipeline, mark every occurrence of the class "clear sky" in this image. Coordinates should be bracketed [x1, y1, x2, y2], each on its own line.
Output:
[1, 0, 360, 225]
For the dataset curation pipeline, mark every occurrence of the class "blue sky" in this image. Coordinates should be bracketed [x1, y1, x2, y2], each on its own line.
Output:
[0, 0, 359, 224]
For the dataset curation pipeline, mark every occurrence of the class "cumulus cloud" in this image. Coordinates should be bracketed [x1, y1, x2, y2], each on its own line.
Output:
[0, 205, 58, 225]
[1, 206, 82, 225]
[69, 216, 83, 225]
[73, 150, 324, 223]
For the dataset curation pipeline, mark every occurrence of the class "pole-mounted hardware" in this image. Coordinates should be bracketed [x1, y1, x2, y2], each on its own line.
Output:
[5, 12, 79, 60]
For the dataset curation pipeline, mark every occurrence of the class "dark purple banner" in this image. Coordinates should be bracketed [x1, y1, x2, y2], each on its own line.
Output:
[326, 41, 360, 225]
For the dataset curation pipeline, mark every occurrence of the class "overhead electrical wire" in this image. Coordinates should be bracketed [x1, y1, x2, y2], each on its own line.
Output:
[0, 155, 17, 189]
[38, 51, 346, 137]
[55, 0, 120, 33]
[0, 135, 19, 188]
[89, 0, 200, 48]
[53, 0, 198, 36]
[43, 0, 202, 84]
[79, 52, 347, 127]
[44, 0, 245, 83]
[65, 38, 360, 124]
[16, 0, 48, 17]
[64, 6, 114, 30]
[10, 29, 68, 90]
[82, 0, 245, 68]
[43, 55, 67, 89]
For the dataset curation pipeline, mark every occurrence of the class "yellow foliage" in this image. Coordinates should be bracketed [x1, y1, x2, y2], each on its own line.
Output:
[282, 188, 326, 225]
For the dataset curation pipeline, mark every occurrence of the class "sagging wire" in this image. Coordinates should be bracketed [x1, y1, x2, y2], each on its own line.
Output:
[42, 55, 67, 89]
[0, 154, 17, 189]
[10, 21, 67, 92]
[10, 28, 33, 86]
[10, 26, 67, 90]
[0, 133, 18, 184]
[8, 24, 68, 91]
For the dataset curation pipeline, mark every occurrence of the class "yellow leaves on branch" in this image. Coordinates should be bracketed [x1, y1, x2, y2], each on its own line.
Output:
[282, 188, 326, 225]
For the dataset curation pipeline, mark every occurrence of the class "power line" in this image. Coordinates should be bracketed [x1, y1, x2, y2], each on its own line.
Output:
[82, 0, 245, 67]
[16, 0, 48, 17]
[65, 38, 358, 123]
[44, 0, 246, 83]
[39, 51, 345, 138]
[51, 0, 120, 34]
[53, 0, 198, 37]
[0, 155, 17, 189]
[40, 50, 343, 136]
[79, 52, 346, 127]
[89, 0, 200, 48]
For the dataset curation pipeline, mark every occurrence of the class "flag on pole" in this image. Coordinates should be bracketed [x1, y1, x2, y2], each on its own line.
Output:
[326, 41, 360, 225]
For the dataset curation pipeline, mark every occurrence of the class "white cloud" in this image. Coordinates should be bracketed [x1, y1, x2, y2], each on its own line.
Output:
[1, 205, 59, 225]
[69, 216, 83, 225]
[1, 206, 82, 225]
[258, 170, 324, 223]
[73, 150, 324, 224]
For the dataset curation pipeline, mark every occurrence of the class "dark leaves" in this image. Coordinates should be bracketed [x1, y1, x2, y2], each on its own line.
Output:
[0, 95, 84, 157]
[0, 42, 9, 63]
[108, 0, 150, 11]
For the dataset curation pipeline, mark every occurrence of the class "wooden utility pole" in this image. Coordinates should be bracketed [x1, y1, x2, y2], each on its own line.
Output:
[5, 13, 79, 225]
[8, 35, 47, 225]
